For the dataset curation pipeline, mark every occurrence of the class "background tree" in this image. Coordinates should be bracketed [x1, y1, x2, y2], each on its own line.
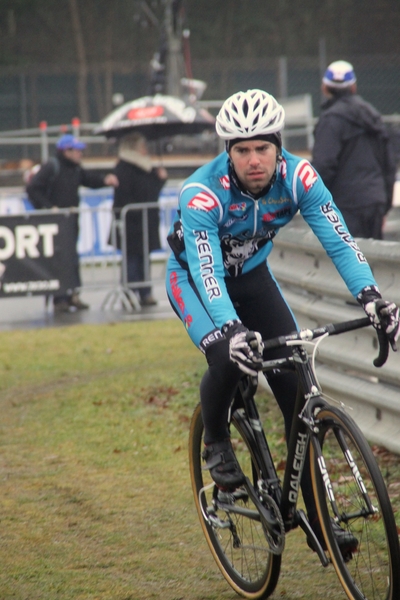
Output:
[68, 0, 89, 123]
[0, 0, 399, 68]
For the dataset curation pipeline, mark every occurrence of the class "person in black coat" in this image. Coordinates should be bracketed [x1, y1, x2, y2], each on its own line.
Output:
[312, 61, 397, 239]
[112, 132, 167, 306]
[26, 134, 118, 312]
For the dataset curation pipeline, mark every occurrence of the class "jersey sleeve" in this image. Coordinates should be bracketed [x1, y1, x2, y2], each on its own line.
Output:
[179, 182, 239, 329]
[293, 160, 378, 297]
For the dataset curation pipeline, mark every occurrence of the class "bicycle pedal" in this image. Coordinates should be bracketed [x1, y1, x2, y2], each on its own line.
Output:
[341, 546, 357, 563]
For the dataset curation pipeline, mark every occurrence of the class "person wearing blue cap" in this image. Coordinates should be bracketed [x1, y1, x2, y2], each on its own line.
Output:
[312, 60, 396, 240]
[26, 134, 118, 313]
[56, 133, 87, 151]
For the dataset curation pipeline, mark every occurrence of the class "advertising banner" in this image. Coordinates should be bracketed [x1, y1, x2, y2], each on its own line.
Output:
[0, 183, 182, 259]
[0, 212, 78, 297]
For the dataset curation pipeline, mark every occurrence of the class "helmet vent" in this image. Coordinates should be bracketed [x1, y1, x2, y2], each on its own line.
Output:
[215, 89, 285, 140]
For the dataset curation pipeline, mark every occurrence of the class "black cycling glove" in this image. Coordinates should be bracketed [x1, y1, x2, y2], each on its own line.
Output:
[222, 320, 264, 376]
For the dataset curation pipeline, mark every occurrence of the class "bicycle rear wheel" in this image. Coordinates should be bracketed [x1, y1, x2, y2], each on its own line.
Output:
[188, 402, 281, 600]
[310, 404, 400, 600]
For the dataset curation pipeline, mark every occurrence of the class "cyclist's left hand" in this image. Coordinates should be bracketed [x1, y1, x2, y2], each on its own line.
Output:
[358, 287, 400, 351]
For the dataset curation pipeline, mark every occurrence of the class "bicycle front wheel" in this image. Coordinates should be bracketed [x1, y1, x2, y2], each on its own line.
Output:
[310, 404, 400, 600]
[188, 402, 281, 600]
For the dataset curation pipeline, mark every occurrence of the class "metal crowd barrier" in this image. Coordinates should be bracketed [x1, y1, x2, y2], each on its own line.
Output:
[101, 200, 179, 310]
[267, 227, 400, 453]
[102, 202, 159, 310]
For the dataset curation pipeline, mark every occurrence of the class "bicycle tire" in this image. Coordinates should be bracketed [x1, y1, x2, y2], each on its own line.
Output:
[188, 402, 281, 599]
[310, 404, 400, 600]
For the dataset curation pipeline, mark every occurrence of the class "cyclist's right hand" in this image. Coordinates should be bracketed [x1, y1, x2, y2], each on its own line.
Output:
[222, 320, 264, 376]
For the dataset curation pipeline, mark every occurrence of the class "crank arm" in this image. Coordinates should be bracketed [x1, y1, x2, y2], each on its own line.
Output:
[243, 477, 283, 541]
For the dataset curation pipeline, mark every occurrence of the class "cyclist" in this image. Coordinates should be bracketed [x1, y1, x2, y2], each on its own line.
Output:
[165, 89, 400, 550]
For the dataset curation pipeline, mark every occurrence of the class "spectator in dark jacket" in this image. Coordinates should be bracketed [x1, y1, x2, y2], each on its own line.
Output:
[312, 60, 397, 239]
[112, 132, 167, 306]
[26, 134, 118, 312]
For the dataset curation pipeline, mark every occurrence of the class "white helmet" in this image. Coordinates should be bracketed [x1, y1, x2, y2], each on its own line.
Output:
[216, 89, 285, 140]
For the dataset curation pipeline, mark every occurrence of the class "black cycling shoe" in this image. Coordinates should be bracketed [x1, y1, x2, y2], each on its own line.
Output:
[308, 517, 359, 556]
[202, 439, 246, 491]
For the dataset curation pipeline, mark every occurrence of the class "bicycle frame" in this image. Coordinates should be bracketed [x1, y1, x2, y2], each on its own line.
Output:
[233, 343, 324, 533]
[229, 317, 385, 567]
[190, 316, 400, 599]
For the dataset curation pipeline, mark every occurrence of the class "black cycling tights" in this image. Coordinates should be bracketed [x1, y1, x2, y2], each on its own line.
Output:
[201, 262, 298, 442]
[201, 263, 317, 521]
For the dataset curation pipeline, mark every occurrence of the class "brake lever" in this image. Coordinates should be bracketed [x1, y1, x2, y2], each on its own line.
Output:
[373, 328, 389, 368]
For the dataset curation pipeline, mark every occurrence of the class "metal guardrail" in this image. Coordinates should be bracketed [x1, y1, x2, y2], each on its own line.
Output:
[267, 227, 400, 453]
[1, 180, 399, 453]
[116, 211, 400, 452]
[107, 204, 400, 453]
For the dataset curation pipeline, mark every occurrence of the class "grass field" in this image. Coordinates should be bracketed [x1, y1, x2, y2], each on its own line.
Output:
[0, 319, 399, 600]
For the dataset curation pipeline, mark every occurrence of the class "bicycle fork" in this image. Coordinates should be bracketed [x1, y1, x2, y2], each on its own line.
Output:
[311, 425, 379, 524]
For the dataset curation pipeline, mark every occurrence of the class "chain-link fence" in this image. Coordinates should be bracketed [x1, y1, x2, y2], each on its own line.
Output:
[193, 54, 400, 116]
[1, 54, 400, 161]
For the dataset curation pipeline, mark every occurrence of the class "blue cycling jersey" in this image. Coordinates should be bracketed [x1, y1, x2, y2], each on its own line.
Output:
[167, 149, 377, 330]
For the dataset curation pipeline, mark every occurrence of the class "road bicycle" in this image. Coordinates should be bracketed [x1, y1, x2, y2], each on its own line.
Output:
[188, 316, 400, 600]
